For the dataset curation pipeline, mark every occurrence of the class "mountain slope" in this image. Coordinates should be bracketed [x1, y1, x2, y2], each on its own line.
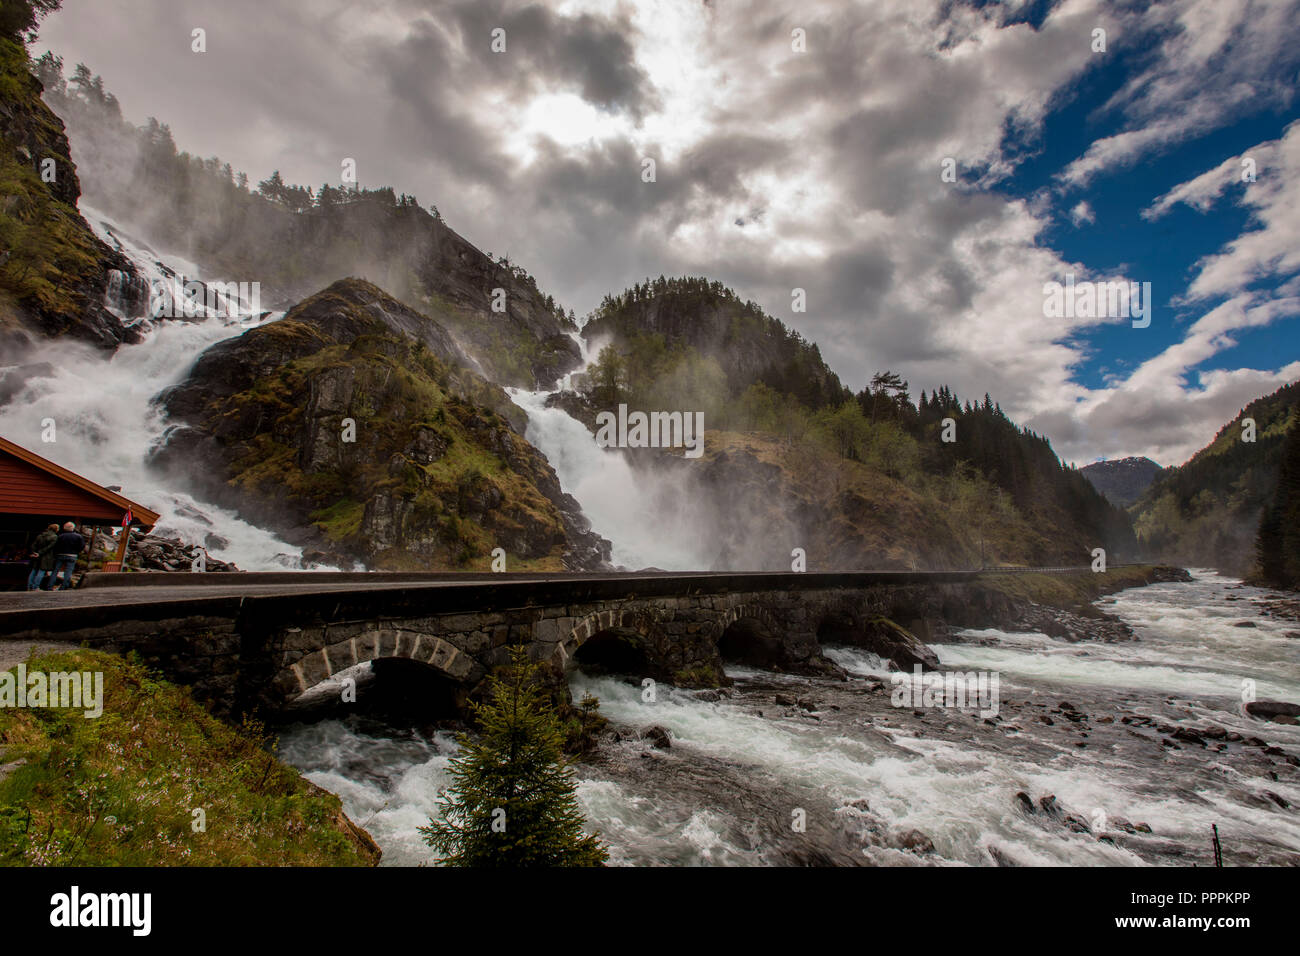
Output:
[1080, 456, 1163, 507]
[1130, 380, 1300, 575]
[33, 56, 579, 388]
[0, 33, 145, 351]
[1255, 400, 1300, 589]
[582, 275, 849, 409]
[557, 278, 1137, 568]
[151, 278, 609, 571]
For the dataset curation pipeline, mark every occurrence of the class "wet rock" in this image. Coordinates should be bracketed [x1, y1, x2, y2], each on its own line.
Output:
[774, 694, 797, 707]
[1013, 791, 1036, 814]
[1038, 795, 1062, 817]
[1063, 814, 1092, 834]
[986, 845, 1020, 867]
[1246, 700, 1300, 722]
[865, 618, 941, 672]
[891, 829, 935, 854]
[1232, 621, 1257, 628]
[642, 725, 672, 749]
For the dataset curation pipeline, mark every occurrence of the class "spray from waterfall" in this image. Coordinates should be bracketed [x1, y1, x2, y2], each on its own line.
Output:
[506, 331, 722, 571]
[0, 208, 318, 570]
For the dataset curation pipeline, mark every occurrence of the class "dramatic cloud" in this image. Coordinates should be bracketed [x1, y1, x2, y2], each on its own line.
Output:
[1058, 0, 1300, 188]
[35, 0, 1300, 468]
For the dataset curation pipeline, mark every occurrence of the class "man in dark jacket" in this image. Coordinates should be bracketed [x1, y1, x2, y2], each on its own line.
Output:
[51, 521, 84, 590]
[27, 523, 59, 590]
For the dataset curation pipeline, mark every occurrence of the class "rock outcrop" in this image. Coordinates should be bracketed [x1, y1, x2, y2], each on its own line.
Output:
[151, 278, 610, 570]
[0, 38, 145, 352]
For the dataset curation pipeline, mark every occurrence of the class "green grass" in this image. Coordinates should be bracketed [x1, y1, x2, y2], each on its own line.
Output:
[974, 565, 1164, 608]
[0, 650, 379, 866]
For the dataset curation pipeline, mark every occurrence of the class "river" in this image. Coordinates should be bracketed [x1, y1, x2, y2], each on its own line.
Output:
[278, 568, 1300, 866]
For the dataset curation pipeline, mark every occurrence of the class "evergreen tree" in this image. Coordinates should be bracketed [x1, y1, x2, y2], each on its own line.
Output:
[420, 646, 607, 867]
[2, 0, 61, 42]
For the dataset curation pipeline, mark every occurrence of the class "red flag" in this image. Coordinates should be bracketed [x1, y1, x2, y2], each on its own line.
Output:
[122, 509, 133, 527]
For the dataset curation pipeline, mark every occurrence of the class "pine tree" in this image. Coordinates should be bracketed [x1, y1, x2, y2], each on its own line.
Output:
[420, 646, 607, 867]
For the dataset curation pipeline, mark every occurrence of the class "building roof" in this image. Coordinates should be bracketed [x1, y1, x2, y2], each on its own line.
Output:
[0, 435, 160, 529]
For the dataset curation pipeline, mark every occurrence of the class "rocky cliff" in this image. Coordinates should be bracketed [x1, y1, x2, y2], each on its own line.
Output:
[0, 36, 144, 352]
[151, 278, 610, 571]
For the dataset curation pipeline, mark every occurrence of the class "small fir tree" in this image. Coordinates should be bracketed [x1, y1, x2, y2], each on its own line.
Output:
[420, 647, 607, 867]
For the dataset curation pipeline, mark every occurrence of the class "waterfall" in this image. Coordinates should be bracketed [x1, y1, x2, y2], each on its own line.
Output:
[0, 208, 317, 570]
[506, 332, 717, 571]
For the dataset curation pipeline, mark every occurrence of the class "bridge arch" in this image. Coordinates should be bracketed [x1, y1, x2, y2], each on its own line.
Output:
[555, 606, 662, 672]
[272, 626, 475, 710]
[714, 602, 785, 667]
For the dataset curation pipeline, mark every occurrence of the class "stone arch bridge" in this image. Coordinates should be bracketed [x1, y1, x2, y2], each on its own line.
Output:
[0, 569, 1090, 717]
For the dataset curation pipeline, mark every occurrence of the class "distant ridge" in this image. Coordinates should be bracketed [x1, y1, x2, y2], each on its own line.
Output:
[1080, 457, 1162, 507]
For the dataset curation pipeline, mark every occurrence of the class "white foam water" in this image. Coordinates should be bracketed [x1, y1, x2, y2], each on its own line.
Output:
[0, 208, 316, 570]
[505, 332, 716, 571]
[278, 569, 1300, 866]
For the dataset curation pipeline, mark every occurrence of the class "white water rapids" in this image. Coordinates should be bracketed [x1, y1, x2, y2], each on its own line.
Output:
[0, 209, 312, 569]
[278, 570, 1300, 866]
[8, 215, 1295, 865]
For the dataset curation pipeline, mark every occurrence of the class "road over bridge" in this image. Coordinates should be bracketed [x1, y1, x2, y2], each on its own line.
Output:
[0, 567, 1104, 717]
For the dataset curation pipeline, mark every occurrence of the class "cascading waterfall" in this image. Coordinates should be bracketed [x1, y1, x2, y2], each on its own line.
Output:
[0, 208, 315, 570]
[506, 331, 717, 570]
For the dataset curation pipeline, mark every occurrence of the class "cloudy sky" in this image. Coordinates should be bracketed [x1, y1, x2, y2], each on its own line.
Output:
[35, 0, 1300, 466]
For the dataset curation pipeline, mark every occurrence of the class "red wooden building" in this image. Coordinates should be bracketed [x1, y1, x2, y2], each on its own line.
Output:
[0, 435, 159, 585]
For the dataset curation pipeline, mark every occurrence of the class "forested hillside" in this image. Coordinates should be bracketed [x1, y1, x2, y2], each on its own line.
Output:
[1254, 399, 1300, 589]
[563, 278, 1137, 568]
[1131, 381, 1299, 576]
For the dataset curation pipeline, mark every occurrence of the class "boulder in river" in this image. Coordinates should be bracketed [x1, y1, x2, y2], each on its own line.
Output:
[890, 829, 935, 853]
[642, 725, 672, 749]
[866, 618, 942, 672]
[1245, 700, 1300, 723]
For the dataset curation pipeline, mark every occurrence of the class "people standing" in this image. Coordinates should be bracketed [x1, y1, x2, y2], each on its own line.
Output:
[27, 523, 59, 590]
[51, 521, 85, 591]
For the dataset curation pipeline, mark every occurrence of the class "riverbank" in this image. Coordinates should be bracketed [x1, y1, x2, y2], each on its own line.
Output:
[0, 649, 380, 866]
